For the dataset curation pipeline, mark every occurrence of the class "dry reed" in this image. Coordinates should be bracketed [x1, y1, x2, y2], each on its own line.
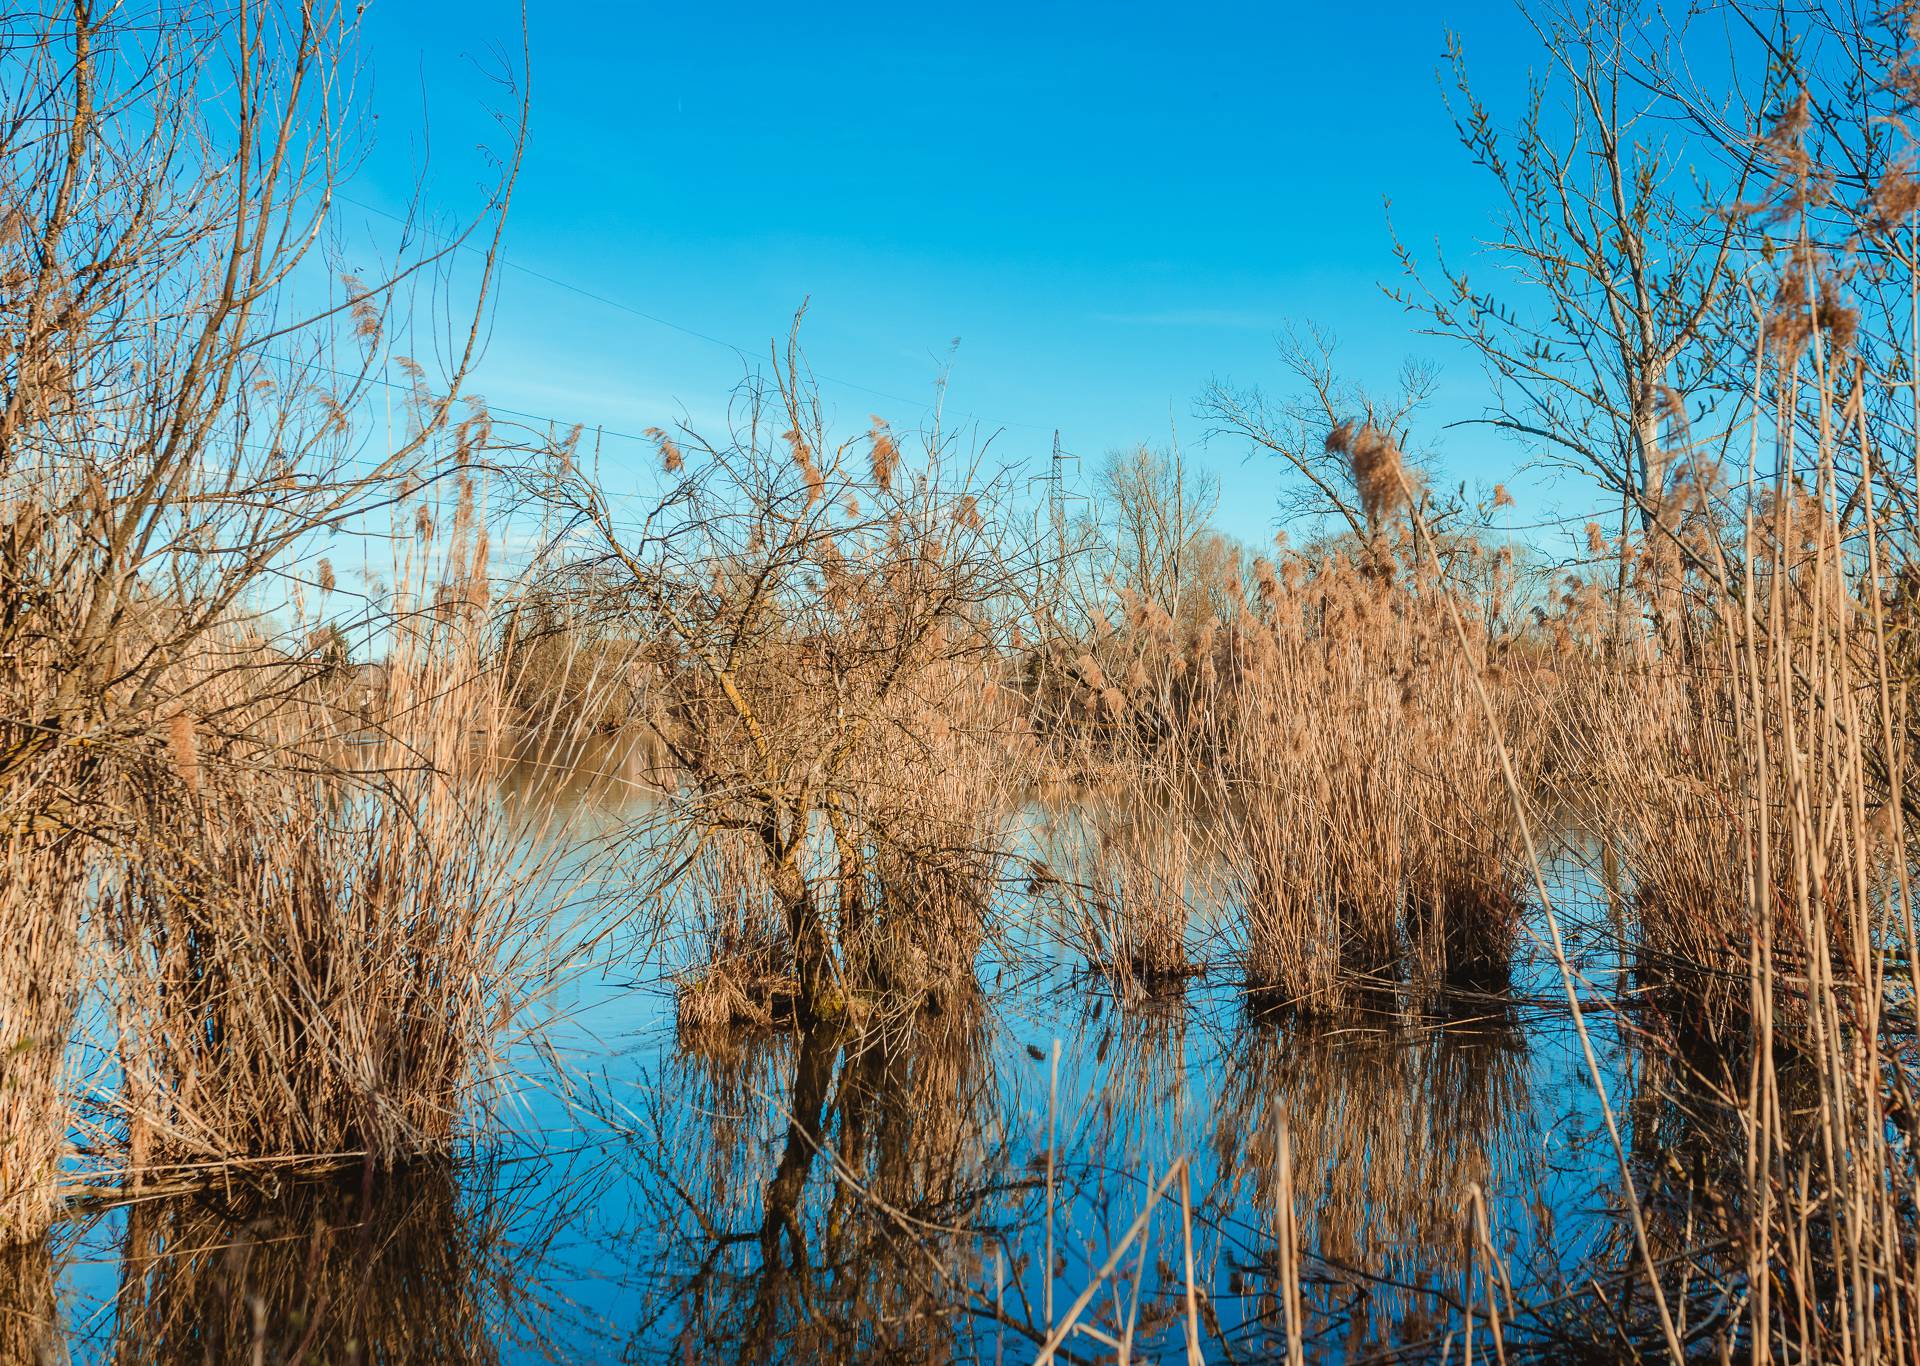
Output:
[101, 499, 586, 1175]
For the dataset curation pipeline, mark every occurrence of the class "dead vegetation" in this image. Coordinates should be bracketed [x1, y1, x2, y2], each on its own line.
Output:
[2, 0, 1920, 1360]
[533, 335, 1042, 1030]
[0, 0, 549, 1244]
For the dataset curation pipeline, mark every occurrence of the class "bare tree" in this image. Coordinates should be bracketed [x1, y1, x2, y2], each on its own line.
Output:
[530, 327, 1039, 1025]
[1202, 327, 1456, 546]
[1389, 0, 1759, 549]
[0, 0, 522, 1243]
[1082, 441, 1218, 624]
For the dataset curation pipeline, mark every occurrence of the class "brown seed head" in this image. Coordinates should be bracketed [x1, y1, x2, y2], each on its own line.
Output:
[167, 712, 200, 797]
[868, 417, 899, 493]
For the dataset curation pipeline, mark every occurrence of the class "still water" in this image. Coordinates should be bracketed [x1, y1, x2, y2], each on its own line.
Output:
[20, 785, 1688, 1363]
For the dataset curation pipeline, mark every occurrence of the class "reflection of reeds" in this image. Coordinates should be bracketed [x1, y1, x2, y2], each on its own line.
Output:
[1212, 1003, 1532, 1349]
[838, 1011, 998, 1228]
[0, 1239, 62, 1364]
[1079, 999, 1194, 1148]
[112, 1166, 507, 1365]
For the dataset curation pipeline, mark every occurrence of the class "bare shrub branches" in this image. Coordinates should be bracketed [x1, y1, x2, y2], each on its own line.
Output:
[531, 326, 1044, 1026]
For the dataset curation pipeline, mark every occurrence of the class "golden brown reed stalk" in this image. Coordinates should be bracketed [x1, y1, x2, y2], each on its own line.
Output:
[1679, 342, 1913, 1357]
[1505, 248, 1917, 1348]
[0, 827, 87, 1244]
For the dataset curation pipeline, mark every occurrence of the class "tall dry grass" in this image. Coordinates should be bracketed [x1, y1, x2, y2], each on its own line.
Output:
[1052, 795, 1216, 989]
[1597, 371, 1916, 1354]
[100, 490, 588, 1177]
[0, 824, 88, 1242]
[1038, 516, 1536, 1008]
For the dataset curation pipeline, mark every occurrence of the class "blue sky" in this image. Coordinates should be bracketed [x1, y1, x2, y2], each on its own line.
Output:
[344, 0, 1557, 549]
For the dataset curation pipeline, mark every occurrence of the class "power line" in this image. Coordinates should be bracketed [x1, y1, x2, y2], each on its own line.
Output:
[336, 193, 1056, 435]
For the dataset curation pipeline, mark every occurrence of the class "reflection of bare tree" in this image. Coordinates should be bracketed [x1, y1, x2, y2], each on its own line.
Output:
[107, 1164, 548, 1365]
[0, 1240, 63, 1365]
[601, 977, 1713, 1360]
[1210, 999, 1534, 1356]
[618, 1015, 1016, 1364]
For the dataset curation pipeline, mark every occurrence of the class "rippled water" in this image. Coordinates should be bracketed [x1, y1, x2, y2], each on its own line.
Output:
[22, 782, 1688, 1363]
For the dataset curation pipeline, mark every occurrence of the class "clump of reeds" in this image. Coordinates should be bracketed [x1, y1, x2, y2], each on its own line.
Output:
[103, 498, 581, 1174]
[1398, 582, 1533, 984]
[1556, 460, 1910, 1037]
[0, 0, 523, 1231]
[1221, 559, 1412, 1003]
[498, 589, 656, 739]
[851, 662, 1026, 1014]
[1214, 544, 1530, 1003]
[0, 832, 87, 1244]
[1031, 519, 1536, 1007]
[1063, 801, 1209, 988]
[674, 827, 797, 1038]
[0, 493, 93, 1243]
[1034, 587, 1226, 992]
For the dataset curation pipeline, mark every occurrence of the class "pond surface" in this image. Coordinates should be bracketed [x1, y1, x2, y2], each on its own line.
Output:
[21, 805, 1696, 1364]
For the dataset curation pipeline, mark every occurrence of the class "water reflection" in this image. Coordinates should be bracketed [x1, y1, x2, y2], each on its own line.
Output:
[102, 1161, 566, 1365]
[0, 1240, 63, 1365]
[563, 971, 1657, 1362]
[39, 824, 1690, 1362]
[1210, 997, 1533, 1357]
[41, 973, 1667, 1362]
[614, 1014, 1013, 1363]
